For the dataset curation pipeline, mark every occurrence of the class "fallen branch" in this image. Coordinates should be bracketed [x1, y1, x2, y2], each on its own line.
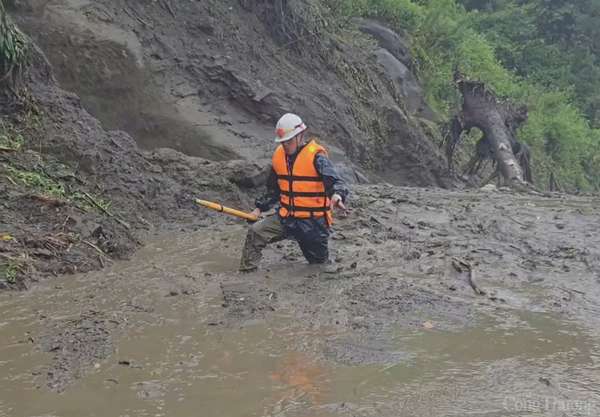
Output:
[505, 215, 531, 228]
[558, 286, 586, 296]
[123, 7, 150, 27]
[83, 191, 111, 216]
[82, 191, 131, 230]
[160, 0, 176, 18]
[81, 240, 110, 261]
[5, 175, 17, 186]
[30, 194, 65, 207]
[481, 168, 499, 186]
[452, 257, 486, 296]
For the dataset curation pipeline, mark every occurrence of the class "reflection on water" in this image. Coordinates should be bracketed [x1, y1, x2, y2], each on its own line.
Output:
[3, 308, 596, 417]
[270, 352, 330, 409]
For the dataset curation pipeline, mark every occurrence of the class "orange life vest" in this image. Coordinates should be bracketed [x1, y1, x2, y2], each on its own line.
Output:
[272, 139, 333, 225]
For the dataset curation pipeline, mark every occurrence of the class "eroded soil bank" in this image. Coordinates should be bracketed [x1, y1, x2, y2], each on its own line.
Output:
[2, 186, 599, 416]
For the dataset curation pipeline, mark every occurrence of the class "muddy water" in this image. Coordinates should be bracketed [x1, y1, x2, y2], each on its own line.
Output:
[1, 225, 599, 417]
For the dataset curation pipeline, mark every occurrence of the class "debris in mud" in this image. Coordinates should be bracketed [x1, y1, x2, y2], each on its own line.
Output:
[40, 310, 119, 392]
[451, 257, 486, 296]
[422, 321, 434, 329]
[220, 281, 277, 322]
[324, 338, 412, 366]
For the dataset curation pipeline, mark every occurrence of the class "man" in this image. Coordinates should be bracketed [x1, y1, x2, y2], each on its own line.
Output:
[239, 113, 349, 272]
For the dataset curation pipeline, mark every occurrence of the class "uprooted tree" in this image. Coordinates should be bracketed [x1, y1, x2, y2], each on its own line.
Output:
[443, 72, 533, 188]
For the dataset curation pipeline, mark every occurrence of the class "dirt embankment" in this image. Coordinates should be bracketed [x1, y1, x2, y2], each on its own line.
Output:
[11, 0, 451, 181]
[0, 48, 265, 287]
[2, 0, 456, 288]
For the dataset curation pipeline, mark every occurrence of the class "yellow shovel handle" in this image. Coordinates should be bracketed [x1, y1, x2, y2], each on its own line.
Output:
[195, 199, 258, 222]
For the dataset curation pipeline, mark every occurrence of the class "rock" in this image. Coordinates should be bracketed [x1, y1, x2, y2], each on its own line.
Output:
[223, 159, 271, 187]
[480, 184, 498, 192]
[334, 162, 369, 185]
[374, 48, 427, 116]
[354, 18, 412, 67]
[322, 263, 343, 274]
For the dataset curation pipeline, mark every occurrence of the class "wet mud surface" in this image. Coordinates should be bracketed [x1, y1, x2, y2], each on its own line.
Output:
[1, 186, 599, 416]
[2, 3, 599, 415]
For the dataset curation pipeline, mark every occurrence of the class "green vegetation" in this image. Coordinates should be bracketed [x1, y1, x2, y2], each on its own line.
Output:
[1, 115, 113, 216]
[71, 191, 113, 213]
[0, 257, 22, 284]
[4, 162, 113, 212]
[0, 120, 23, 150]
[5, 164, 66, 198]
[0, 0, 28, 88]
[330, 0, 600, 191]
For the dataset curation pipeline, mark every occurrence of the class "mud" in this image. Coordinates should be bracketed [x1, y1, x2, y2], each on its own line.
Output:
[11, 0, 452, 182]
[2, 0, 460, 289]
[2, 186, 600, 416]
[1, 1, 600, 415]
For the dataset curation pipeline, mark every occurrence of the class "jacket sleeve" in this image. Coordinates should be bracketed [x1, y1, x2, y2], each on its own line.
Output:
[255, 167, 280, 211]
[314, 153, 350, 202]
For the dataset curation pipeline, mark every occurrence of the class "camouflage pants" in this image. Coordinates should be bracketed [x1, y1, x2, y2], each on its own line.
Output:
[239, 214, 330, 272]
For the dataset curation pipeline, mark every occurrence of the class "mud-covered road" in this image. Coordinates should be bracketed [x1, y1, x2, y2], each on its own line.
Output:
[2, 185, 599, 417]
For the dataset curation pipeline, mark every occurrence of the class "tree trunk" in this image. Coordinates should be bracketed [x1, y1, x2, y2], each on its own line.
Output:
[444, 72, 532, 187]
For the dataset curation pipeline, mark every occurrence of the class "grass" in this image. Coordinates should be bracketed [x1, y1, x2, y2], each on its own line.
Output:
[0, 115, 115, 216]
[5, 164, 66, 198]
[0, 119, 25, 151]
[0, 259, 22, 284]
[71, 191, 113, 213]
[0, 130, 23, 151]
[3, 163, 114, 214]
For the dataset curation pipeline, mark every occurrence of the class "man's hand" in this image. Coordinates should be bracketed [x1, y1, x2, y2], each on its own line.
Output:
[250, 208, 261, 218]
[246, 208, 261, 224]
[330, 194, 346, 211]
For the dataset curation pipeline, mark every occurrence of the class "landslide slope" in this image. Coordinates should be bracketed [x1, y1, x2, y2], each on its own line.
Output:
[2, 0, 452, 288]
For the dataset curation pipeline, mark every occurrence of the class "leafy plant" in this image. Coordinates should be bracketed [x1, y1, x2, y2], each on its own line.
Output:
[0, 259, 22, 284]
[0, 0, 28, 88]
[0, 119, 24, 150]
[4, 164, 66, 198]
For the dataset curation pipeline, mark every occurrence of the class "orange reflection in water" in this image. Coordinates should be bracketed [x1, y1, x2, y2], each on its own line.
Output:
[270, 352, 330, 406]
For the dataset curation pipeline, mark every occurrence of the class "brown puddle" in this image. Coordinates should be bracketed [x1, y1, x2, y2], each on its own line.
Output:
[1, 229, 599, 417]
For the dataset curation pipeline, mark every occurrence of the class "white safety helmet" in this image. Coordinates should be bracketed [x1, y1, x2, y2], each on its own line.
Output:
[274, 113, 307, 143]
